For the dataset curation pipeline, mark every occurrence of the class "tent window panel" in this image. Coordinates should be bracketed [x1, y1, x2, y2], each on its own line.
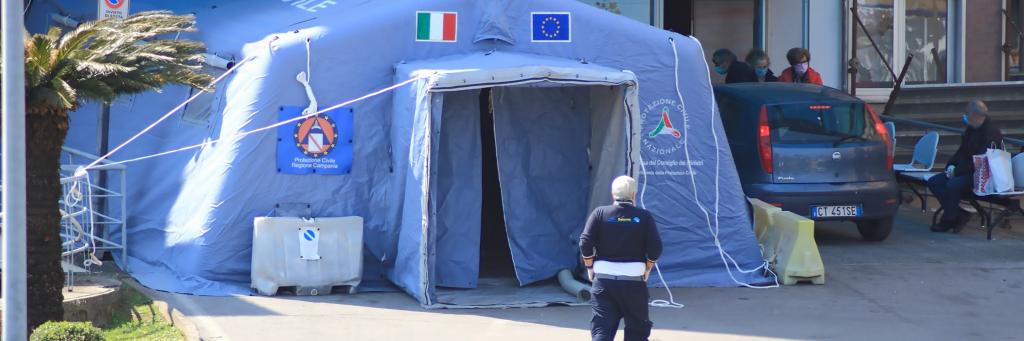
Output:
[180, 87, 217, 127]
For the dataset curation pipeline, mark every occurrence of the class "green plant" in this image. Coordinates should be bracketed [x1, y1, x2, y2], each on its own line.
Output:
[29, 321, 105, 341]
[103, 285, 183, 341]
[6, 11, 212, 333]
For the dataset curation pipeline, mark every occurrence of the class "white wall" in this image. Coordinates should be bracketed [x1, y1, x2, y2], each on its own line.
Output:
[766, 0, 845, 89]
[765, 0, 803, 75]
[693, 0, 756, 84]
[808, 1, 845, 89]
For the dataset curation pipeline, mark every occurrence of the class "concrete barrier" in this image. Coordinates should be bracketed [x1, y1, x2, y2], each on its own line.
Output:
[749, 198, 825, 285]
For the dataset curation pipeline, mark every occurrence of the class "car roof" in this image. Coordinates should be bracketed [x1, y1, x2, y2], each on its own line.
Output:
[713, 83, 860, 105]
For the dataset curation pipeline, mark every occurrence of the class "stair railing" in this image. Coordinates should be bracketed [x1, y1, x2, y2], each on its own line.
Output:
[881, 114, 1024, 151]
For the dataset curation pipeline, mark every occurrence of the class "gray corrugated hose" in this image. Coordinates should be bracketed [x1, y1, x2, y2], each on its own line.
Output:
[557, 269, 591, 301]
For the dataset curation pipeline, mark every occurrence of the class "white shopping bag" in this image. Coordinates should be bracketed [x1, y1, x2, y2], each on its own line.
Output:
[987, 142, 1014, 193]
[1013, 153, 1024, 190]
[973, 154, 994, 194]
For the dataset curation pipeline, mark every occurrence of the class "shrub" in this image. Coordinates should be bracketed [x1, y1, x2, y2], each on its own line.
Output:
[30, 321, 105, 341]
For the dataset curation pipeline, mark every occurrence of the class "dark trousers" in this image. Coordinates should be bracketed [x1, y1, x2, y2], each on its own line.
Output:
[590, 278, 652, 341]
[927, 173, 973, 223]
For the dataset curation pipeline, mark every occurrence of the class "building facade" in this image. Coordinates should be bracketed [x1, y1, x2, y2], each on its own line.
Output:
[583, 0, 1024, 102]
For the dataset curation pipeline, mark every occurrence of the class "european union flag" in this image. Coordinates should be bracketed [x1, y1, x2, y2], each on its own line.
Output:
[532, 12, 571, 42]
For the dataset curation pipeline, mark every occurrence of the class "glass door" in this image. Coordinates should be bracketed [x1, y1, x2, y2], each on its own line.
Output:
[904, 0, 949, 84]
[854, 0, 896, 89]
[853, 0, 955, 90]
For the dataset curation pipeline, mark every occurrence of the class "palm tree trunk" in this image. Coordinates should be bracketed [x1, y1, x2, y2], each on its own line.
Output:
[24, 104, 68, 331]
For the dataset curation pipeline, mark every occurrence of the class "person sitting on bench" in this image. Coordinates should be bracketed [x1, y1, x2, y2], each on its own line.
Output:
[928, 100, 1003, 233]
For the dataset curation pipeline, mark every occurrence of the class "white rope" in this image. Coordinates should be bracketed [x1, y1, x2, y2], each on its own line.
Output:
[99, 75, 430, 167]
[82, 56, 256, 172]
[305, 38, 312, 84]
[669, 37, 778, 289]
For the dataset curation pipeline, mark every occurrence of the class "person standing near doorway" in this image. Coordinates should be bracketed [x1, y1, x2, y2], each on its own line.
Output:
[712, 49, 758, 84]
[778, 47, 823, 85]
[745, 48, 778, 82]
[580, 176, 663, 341]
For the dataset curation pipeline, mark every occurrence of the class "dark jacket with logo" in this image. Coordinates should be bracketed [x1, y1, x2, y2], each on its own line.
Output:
[579, 202, 662, 263]
[948, 116, 1004, 177]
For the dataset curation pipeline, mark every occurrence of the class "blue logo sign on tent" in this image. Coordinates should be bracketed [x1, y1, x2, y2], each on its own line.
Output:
[277, 106, 353, 175]
[531, 12, 571, 42]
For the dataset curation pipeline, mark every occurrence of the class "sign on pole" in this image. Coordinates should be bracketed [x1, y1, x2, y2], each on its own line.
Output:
[97, 0, 129, 20]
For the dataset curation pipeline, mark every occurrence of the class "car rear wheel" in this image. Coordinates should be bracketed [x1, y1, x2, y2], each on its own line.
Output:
[856, 217, 893, 242]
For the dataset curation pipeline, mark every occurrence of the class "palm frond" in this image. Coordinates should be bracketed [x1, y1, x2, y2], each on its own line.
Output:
[25, 10, 213, 110]
[75, 60, 135, 76]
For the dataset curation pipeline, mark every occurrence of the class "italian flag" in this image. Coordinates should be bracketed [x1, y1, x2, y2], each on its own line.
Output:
[416, 11, 457, 42]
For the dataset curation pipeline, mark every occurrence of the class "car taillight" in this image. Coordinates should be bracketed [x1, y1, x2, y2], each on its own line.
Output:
[866, 105, 893, 170]
[758, 105, 772, 174]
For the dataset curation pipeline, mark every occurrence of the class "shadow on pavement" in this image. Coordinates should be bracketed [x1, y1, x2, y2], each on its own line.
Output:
[161, 204, 1024, 340]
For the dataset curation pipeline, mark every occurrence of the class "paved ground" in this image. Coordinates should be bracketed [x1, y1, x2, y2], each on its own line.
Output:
[151, 204, 1024, 341]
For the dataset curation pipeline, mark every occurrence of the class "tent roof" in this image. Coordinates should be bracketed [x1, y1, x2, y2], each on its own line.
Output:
[397, 51, 637, 91]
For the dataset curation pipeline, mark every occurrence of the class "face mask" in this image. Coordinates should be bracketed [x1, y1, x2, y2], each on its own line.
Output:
[755, 67, 769, 78]
[794, 62, 809, 75]
[962, 114, 970, 126]
[714, 65, 728, 75]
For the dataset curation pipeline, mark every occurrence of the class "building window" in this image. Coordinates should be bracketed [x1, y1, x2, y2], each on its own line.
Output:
[1008, 0, 1024, 80]
[905, 0, 948, 84]
[853, 0, 956, 88]
[579, 0, 654, 25]
[854, 0, 896, 88]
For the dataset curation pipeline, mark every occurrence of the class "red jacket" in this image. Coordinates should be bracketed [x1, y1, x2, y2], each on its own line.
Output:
[778, 66, 823, 85]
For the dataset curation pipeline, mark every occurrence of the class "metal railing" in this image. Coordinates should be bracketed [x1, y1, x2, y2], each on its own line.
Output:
[882, 114, 1024, 149]
[58, 147, 128, 273]
[0, 146, 128, 288]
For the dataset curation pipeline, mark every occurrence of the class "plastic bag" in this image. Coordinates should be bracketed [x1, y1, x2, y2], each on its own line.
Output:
[1012, 153, 1024, 190]
[987, 142, 1014, 193]
[973, 154, 994, 194]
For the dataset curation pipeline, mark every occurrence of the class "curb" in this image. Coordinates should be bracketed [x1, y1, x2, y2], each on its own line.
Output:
[120, 277, 203, 341]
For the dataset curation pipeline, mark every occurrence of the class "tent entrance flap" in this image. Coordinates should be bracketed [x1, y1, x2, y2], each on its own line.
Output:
[489, 85, 594, 286]
[431, 83, 630, 306]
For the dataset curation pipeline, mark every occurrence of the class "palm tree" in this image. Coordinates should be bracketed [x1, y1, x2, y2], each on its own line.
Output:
[13, 11, 212, 332]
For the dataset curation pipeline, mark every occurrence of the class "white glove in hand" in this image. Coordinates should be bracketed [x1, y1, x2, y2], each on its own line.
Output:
[946, 165, 955, 178]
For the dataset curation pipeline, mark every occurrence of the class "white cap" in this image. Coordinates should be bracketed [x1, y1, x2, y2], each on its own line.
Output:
[611, 176, 637, 202]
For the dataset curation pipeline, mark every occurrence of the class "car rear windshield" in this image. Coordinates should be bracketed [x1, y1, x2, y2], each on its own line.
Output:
[767, 102, 879, 144]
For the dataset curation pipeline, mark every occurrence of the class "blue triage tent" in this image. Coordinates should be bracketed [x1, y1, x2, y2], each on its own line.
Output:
[28, 0, 771, 306]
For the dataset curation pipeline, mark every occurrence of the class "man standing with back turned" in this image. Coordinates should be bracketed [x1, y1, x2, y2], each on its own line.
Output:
[580, 176, 662, 341]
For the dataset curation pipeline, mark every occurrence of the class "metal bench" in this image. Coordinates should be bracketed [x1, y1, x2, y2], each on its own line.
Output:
[897, 171, 1023, 240]
[931, 192, 1023, 240]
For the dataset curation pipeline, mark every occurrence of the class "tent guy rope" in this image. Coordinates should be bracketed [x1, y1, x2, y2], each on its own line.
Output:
[80, 56, 257, 173]
[90, 74, 430, 168]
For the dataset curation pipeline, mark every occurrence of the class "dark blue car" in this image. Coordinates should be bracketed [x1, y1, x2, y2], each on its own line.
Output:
[715, 83, 899, 241]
